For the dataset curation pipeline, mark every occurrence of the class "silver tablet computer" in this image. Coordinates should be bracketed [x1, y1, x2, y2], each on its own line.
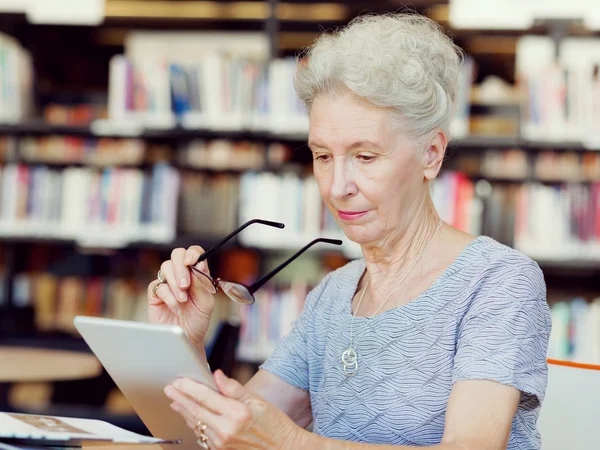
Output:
[74, 316, 217, 450]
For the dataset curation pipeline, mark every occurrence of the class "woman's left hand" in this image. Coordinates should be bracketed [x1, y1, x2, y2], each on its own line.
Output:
[164, 369, 304, 450]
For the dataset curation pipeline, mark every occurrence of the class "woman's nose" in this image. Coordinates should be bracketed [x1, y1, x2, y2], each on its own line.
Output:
[329, 158, 358, 200]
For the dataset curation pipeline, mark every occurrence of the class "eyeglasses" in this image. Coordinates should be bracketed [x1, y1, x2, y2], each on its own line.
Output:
[191, 219, 342, 304]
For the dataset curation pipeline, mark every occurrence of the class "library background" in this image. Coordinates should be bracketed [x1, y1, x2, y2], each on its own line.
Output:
[0, 0, 599, 437]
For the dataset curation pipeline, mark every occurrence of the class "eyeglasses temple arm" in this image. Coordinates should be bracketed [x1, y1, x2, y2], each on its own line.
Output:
[248, 238, 343, 293]
[196, 219, 284, 263]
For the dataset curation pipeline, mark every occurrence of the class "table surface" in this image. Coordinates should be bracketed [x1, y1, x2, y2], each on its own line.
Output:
[0, 346, 102, 383]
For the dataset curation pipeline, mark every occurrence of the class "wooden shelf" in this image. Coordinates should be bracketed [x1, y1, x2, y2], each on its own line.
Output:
[2, 122, 600, 152]
[0, 121, 309, 146]
[0, 122, 98, 138]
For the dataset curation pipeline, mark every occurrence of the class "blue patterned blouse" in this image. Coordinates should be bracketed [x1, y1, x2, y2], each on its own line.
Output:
[261, 236, 551, 448]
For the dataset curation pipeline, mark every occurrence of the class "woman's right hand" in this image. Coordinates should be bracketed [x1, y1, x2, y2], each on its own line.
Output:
[147, 246, 216, 352]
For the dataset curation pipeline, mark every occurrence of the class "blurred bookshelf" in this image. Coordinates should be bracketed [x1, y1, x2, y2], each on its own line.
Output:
[2, 0, 600, 427]
[3, 122, 600, 152]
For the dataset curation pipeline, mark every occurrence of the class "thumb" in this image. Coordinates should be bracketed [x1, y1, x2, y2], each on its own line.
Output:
[214, 369, 246, 400]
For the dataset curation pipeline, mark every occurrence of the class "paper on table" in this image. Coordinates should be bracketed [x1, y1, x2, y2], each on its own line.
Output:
[0, 412, 179, 444]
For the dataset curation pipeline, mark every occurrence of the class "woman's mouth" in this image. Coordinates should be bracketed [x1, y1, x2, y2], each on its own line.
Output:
[337, 210, 368, 221]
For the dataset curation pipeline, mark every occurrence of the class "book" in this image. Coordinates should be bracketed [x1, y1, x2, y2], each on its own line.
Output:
[0, 412, 177, 446]
[0, 33, 33, 124]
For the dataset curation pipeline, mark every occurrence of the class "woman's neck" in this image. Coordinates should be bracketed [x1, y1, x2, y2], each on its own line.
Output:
[361, 197, 441, 286]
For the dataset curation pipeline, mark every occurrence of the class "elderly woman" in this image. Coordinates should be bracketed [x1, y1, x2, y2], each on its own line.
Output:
[150, 13, 551, 450]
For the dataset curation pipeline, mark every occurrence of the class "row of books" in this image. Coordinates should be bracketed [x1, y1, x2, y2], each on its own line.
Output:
[176, 139, 278, 171]
[2, 163, 600, 262]
[548, 298, 600, 364]
[434, 172, 600, 260]
[9, 134, 600, 183]
[0, 29, 472, 140]
[466, 149, 600, 182]
[517, 36, 600, 147]
[0, 33, 33, 124]
[103, 30, 473, 137]
[18, 136, 146, 166]
[0, 240, 329, 356]
[0, 164, 348, 251]
[7, 133, 600, 185]
[5, 266, 318, 364]
[0, 163, 180, 247]
[6, 133, 600, 183]
[11, 273, 150, 333]
[532, 151, 600, 182]
[515, 182, 600, 260]
[43, 103, 108, 126]
[106, 54, 308, 134]
[0, 136, 292, 170]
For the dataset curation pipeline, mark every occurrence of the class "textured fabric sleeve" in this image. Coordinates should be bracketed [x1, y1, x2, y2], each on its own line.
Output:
[259, 273, 331, 391]
[452, 260, 552, 407]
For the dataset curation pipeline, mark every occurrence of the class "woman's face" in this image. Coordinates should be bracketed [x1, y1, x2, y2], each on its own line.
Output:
[308, 91, 437, 247]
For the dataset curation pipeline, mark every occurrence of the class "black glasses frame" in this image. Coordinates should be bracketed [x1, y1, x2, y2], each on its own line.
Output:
[191, 219, 342, 304]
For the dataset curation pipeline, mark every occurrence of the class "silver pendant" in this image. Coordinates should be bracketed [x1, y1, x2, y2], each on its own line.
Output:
[342, 348, 358, 376]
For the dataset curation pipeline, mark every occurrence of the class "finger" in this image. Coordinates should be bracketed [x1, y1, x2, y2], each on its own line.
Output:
[171, 247, 191, 291]
[184, 246, 207, 270]
[203, 427, 222, 450]
[161, 260, 187, 303]
[166, 388, 221, 429]
[148, 280, 183, 318]
[172, 403, 224, 449]
[174, 378, 240, 415]
[185, 247, 215, 294]
[213, 370, 247, 401]
[172, 401, 216, 433]
[147, 279, 162, 305]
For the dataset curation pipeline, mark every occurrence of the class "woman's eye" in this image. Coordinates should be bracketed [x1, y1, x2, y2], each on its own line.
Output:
[315, 154, 331, 162]
[357, 154, 376, 162]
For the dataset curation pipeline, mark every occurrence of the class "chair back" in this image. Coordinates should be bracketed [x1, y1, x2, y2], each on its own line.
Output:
[538, 359, 600, 449]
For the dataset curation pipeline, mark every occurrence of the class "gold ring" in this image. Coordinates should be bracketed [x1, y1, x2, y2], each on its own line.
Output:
[194, 419, 209, 448]
[157, 269, 166, 283]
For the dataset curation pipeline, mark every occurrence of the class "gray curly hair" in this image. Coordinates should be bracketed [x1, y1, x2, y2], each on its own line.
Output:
[294, 13, 464, 145]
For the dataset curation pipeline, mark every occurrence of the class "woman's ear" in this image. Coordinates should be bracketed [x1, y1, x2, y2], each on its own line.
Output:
[423, 130, 447, 181]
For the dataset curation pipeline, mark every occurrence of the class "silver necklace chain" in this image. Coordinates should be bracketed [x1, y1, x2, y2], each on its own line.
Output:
[342, 219, 444, 377]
